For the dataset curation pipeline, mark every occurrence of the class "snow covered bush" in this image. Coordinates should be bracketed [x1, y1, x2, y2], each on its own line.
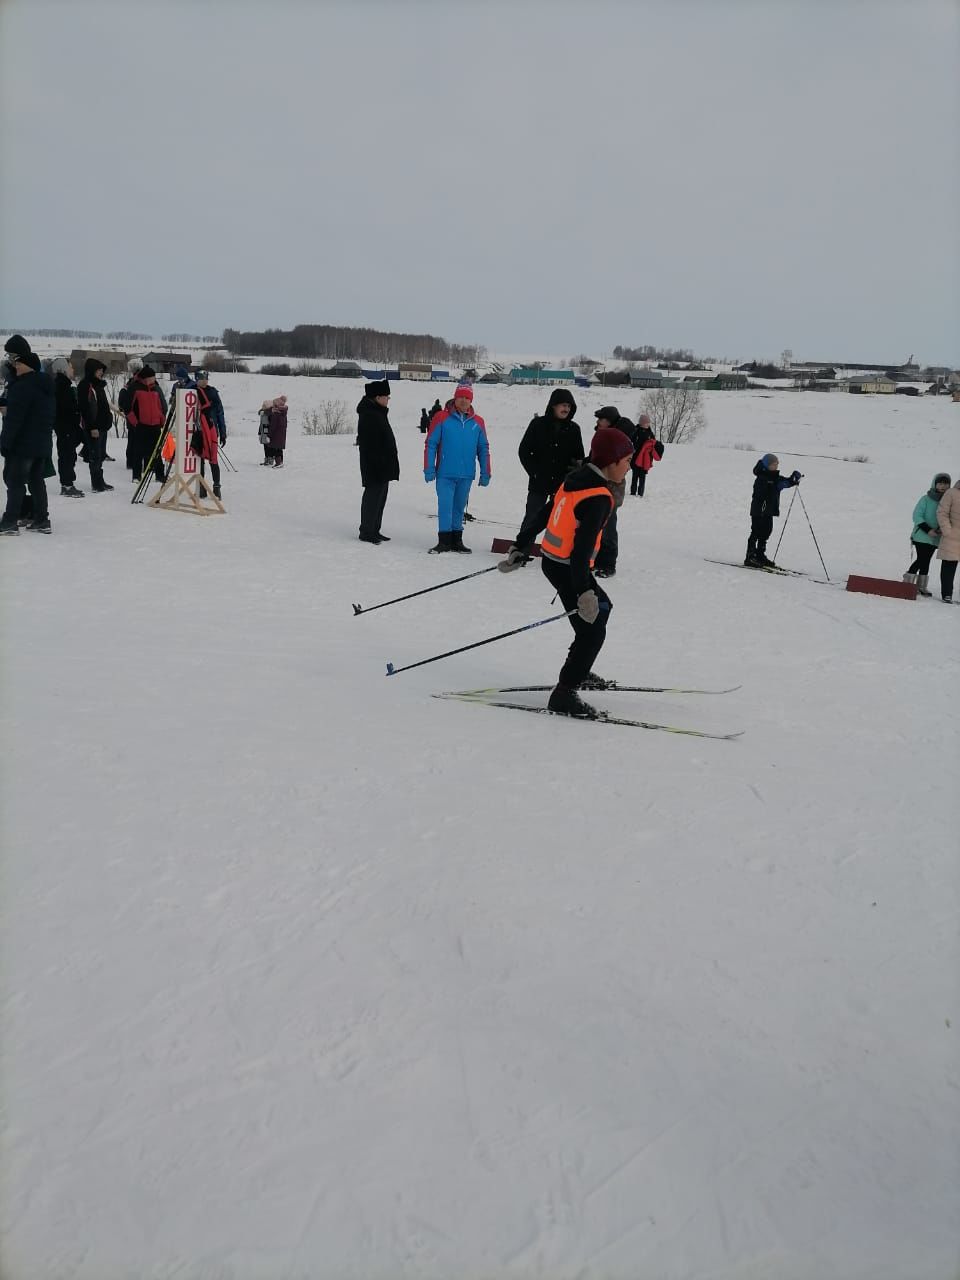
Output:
[303, 401, 351, 435]
[640, 385, 707, 443]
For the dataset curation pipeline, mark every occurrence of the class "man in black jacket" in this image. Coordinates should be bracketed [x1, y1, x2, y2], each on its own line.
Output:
[75, 358, 115, 492]
[498, 426, 636, 717]
[517, 388, 584, 525]
[50, 357, 85, 497]
[356, 380, 399, 543]
[0, 351, 56, 534]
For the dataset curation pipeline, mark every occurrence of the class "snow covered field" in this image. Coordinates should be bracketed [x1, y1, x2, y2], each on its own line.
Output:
[1, 376, 958, 1279]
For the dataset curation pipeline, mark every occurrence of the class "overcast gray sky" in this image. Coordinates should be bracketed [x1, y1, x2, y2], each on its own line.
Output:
[1, 0, 957, 364]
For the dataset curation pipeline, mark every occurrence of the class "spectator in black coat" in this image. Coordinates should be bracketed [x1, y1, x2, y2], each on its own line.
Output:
[0, 351, 56, 533]
[75, 358, 115, 491]
[356, 380, 399, 544]
[49, 357, 86, 497]
[419, 407, 431, 434]
[629, 413, 665, 496]
[517, 388, 585, 525]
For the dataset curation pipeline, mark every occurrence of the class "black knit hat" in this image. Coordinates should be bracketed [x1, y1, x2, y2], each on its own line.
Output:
[139, 364, 156, 379]
[3, 334, 32, 361]
[21, 351, 41, 371]
[594, 405, 621, 425]
[365, 380, 391, 398]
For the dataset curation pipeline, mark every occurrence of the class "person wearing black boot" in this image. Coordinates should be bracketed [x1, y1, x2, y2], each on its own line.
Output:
[356, 380, 399, 543]
[76, 358, 115, 491]
[745, 453, 801, 567]
[423, 384, 491, 553]
[0, 350, 56, 535]
[498, 426, 635, 718]
[49, 357, 85, 497]
[517, 387, 585, 527]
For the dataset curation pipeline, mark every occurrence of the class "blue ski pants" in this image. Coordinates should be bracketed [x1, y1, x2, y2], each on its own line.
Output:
[436, 476, 473, 532]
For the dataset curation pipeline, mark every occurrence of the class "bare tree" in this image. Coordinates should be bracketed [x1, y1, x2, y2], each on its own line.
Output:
[639, 385, 707, 443]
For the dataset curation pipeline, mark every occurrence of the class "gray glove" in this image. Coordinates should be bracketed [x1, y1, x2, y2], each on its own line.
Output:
[498, 544, 530, 573]
[577, 590, 600, 623]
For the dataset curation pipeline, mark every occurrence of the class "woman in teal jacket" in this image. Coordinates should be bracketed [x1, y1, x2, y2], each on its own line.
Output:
[904, 472, 950, 596]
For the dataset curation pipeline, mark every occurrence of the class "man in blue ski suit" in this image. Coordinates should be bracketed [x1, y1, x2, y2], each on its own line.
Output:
[423, 383, 491, 553]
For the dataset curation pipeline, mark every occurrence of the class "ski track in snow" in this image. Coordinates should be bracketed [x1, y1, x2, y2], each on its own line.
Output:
[1, 369, 958, 1279]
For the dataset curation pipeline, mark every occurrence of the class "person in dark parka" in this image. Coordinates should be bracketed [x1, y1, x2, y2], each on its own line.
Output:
[357, 379, 399, 544]
[517, 387, 585, 526]
[76, 358, 115, 491]
[49, 357, 85, 496]
[746, 453, 802, 567]
[0, 351, 56, 533]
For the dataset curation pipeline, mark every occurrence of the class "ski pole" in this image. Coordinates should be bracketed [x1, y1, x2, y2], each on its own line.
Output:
[218, 444, 237, 472]
[385, 609, 576, 676]
[796, 487, 830, 581]
[773, 486, 798, 562]
[354, 564, 500, 616]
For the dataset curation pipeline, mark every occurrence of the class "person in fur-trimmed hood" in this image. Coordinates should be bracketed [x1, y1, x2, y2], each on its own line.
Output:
[517, 387, 585, 526]
[904, 472, 950, 596]
[936, 478, 960, 602]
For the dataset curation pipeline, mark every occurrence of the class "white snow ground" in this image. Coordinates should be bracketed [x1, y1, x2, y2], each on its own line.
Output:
[1, 378, 958, 1280]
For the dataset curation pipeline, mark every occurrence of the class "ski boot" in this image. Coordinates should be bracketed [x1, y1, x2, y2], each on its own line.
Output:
[429, 531, 453, 554]
[548, 684, 601, 719]
[579, 673, 616, 691]
[451, 530, 472, 554]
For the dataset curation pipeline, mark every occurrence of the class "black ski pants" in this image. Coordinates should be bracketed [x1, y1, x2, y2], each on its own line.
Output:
[55, 427, 79, 487]
[907, 541, 935, 575]
[2, 456, 49, 524]
[131, 424, 165, 482]
[942, 560, 957, 600]
[747, 514, 774, 558]
[540, 555, 612, 689]
[359, 482, 390, 537]
[630, 465, 646, 496]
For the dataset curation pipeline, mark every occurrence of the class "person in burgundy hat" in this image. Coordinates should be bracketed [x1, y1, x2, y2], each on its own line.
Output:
[497, 425, 635, 718]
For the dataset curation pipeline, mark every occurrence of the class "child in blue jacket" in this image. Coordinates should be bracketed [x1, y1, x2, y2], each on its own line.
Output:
[745, 453, 801, 567]
[423, 384, 491, 553]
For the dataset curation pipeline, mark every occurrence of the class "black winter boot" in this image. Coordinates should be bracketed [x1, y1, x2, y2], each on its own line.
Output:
[451, 530, 472, 553]
[548, 684, 601, 718]
[429, 531, 453, 553]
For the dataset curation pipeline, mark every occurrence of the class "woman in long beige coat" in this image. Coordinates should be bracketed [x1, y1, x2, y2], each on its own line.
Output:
[936, 479, 960, 602]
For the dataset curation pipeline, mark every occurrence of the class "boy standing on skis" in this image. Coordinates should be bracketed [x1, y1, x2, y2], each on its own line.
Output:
[745, 453, 801, 568]
[498, 425, 635, 718]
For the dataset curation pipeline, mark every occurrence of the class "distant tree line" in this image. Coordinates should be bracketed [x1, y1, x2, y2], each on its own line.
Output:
[162, 332, 221, 343]
[613, 344, 697, 363]
[222, 323, 486, 366]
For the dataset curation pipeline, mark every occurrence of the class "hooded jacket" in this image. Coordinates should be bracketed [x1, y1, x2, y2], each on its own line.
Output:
[911, 476, 950, 547]
[0, 368, 55, 458]
[517, 389, 585, 495]
[53, 371, 81, 443]
[750, 457, 799, 521]
[76, 359, 115, 433]
[357, 394, 400, 486]
[936, 482, 960, 561]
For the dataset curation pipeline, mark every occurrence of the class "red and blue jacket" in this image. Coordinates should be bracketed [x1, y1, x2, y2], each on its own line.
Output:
[424, 407, 491, 482]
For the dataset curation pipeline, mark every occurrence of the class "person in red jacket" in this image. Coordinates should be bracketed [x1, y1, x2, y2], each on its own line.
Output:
[629, 414, 664, 496]
[127, 365, 168, 483]
[196, 380, 223, 499]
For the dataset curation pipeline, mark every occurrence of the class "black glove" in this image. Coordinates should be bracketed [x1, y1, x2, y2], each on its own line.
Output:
[790, 470, 802, 483]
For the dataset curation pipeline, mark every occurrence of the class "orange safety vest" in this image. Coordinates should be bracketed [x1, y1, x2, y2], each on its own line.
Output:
[540, 483, 613, 566]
